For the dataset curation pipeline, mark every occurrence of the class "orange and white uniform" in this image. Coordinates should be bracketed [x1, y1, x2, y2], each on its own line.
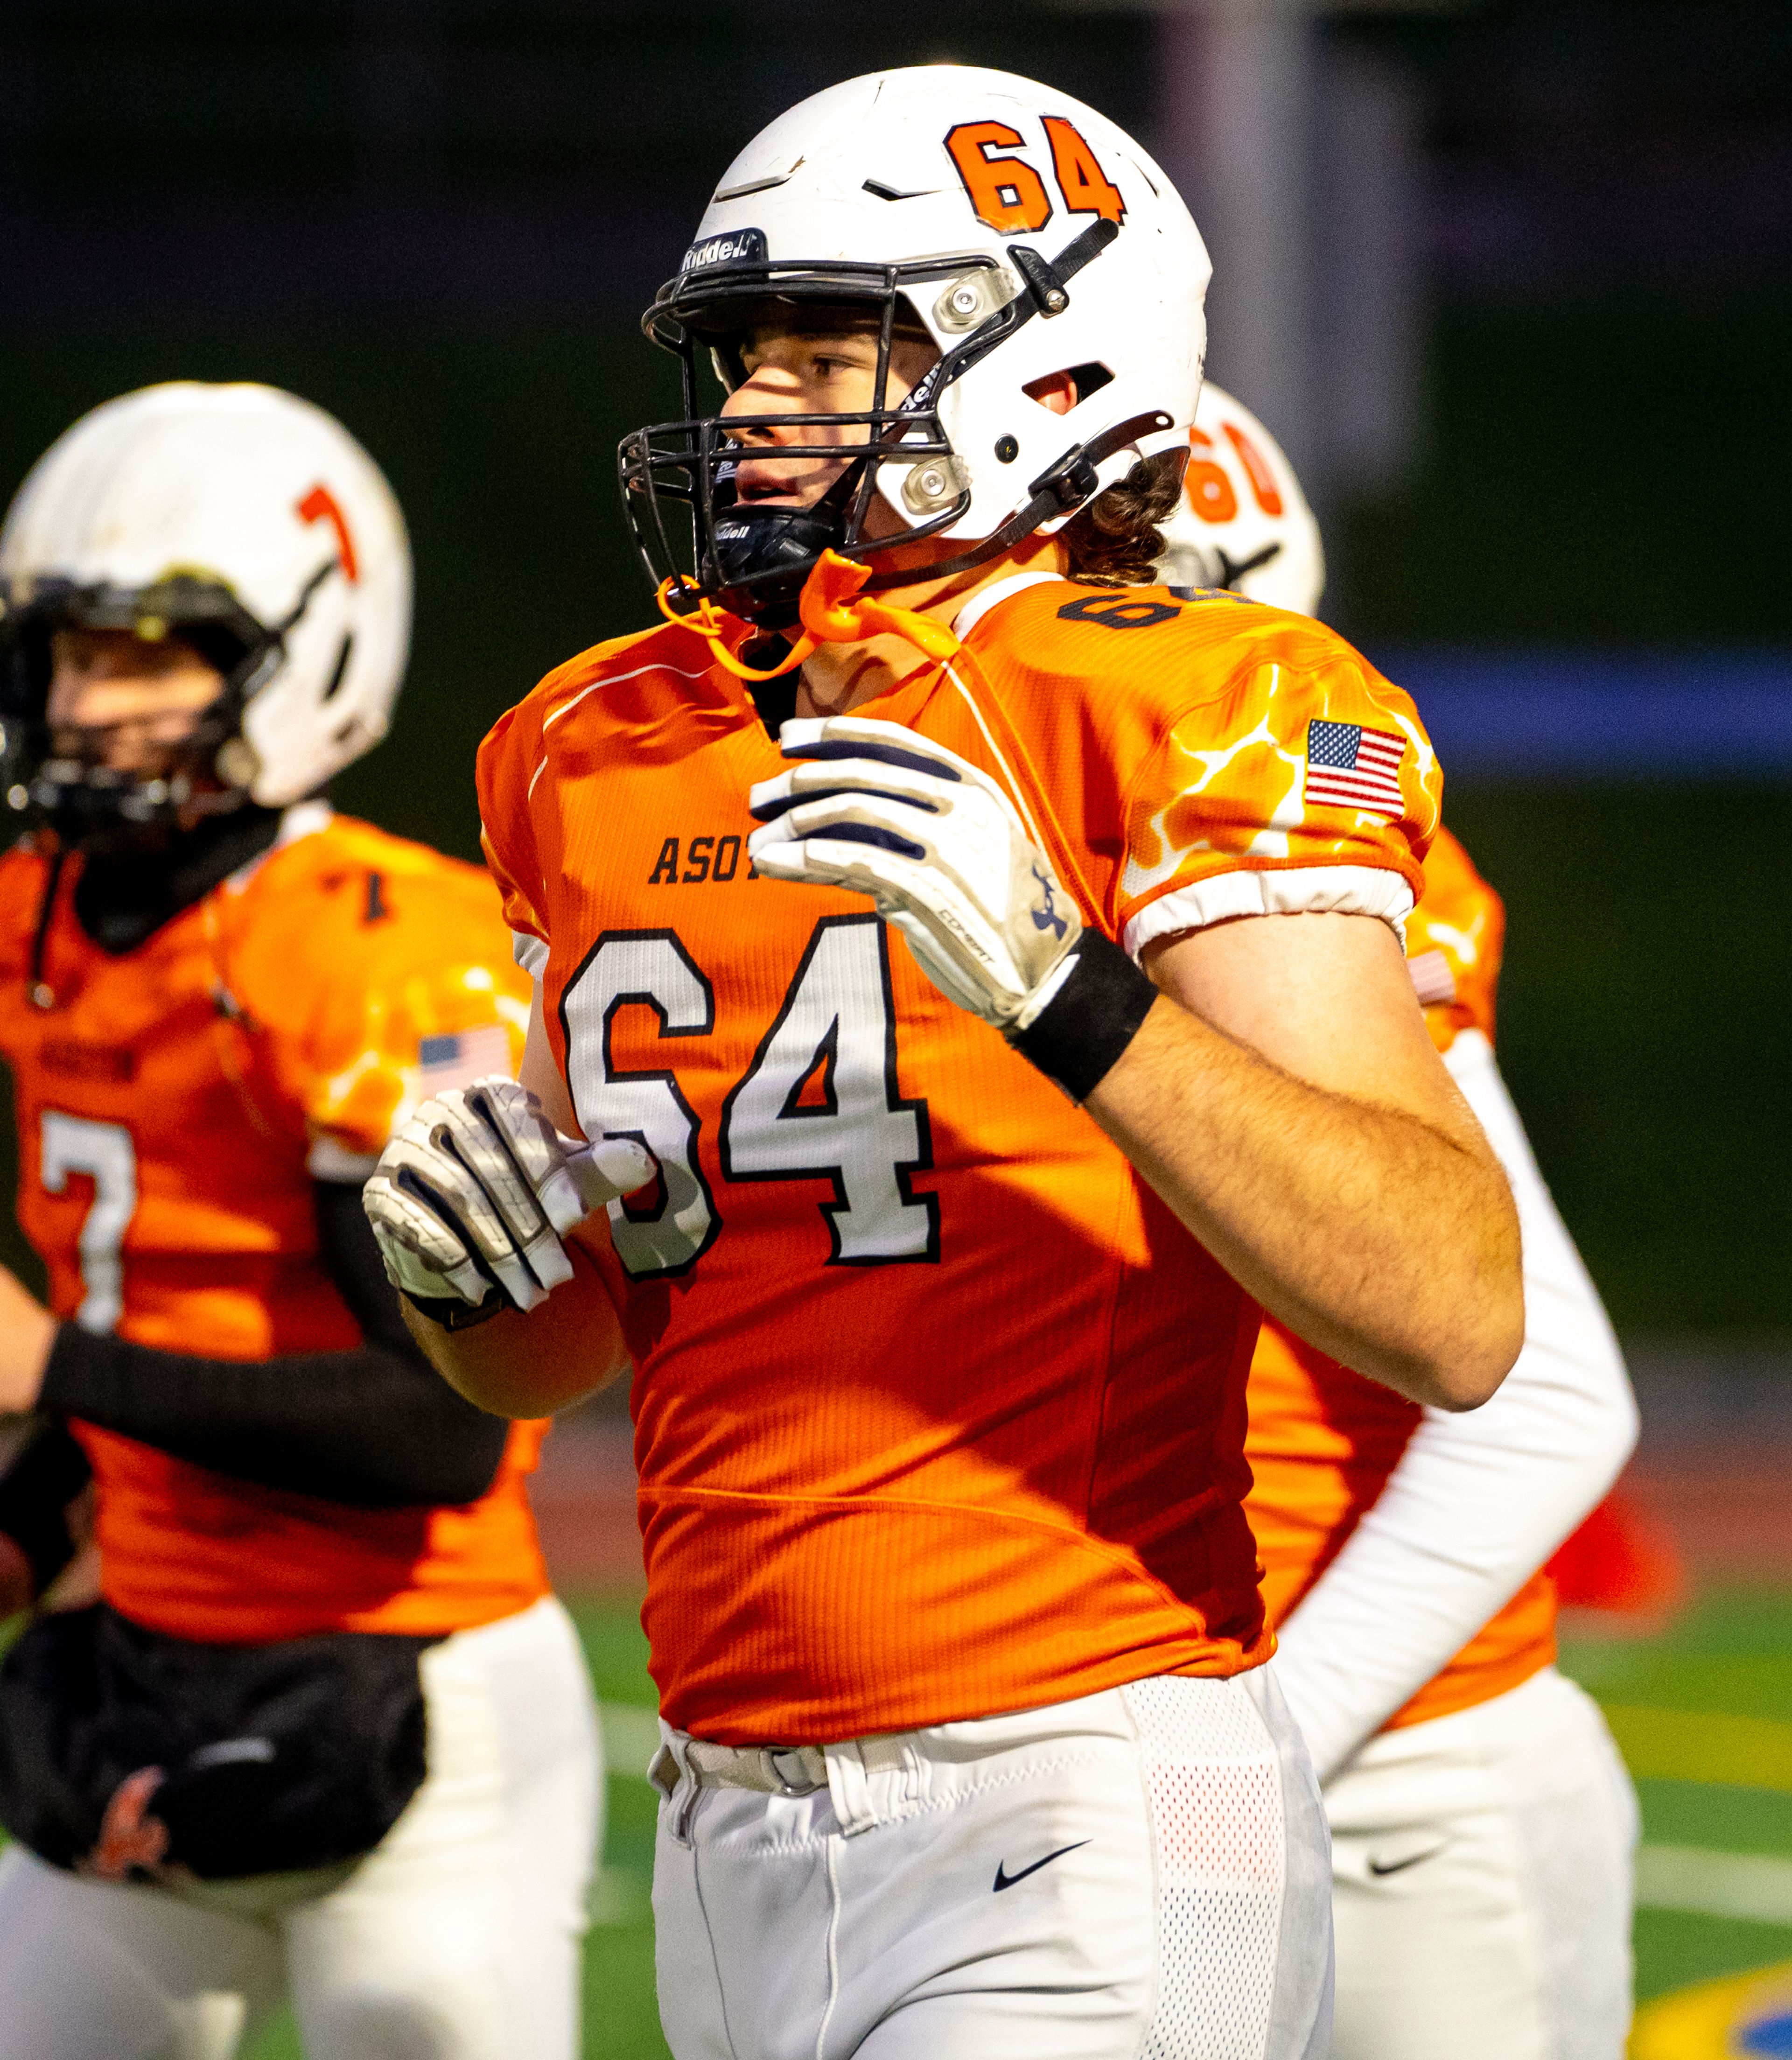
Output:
[0, 804, 548, 1644]
[481, 571, 1453, 2060]
[1246, 824, 1640, 2060]
[479, 571, 1440, 1748]
[0, 804, 601, 2060]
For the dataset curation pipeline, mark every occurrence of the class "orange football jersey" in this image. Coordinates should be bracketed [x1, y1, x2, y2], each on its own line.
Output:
[0, 806, 551, 1644]
[479, 571, 1442, 1744]
[1246, 824, 1556, 1731]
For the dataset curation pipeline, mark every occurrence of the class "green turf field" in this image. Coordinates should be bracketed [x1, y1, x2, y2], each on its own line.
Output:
[171, 1585, 1792, 2055]
[1561, 1592, 1792, 2024]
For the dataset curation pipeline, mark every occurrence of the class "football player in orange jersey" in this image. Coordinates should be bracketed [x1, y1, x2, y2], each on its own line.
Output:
[0, 383, 615, 2060]
[1159, 384, 1640, 2058]
[369, 69, 1524, 2060]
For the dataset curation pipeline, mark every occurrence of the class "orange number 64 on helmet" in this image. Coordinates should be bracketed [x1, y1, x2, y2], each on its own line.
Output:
[945, 115, 1128, 235]
[945, 122, 1054, 234]
[1042, 117, 1126, 224]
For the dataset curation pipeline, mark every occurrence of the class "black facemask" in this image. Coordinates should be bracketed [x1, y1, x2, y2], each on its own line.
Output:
[623, 220, 1132, 625]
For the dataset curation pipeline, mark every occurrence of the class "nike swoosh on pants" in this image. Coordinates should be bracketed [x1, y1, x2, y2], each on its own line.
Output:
[993, 1840, 1091, 1892]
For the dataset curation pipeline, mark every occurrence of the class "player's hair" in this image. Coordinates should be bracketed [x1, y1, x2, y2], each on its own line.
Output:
[1060, 450, 1187, 587]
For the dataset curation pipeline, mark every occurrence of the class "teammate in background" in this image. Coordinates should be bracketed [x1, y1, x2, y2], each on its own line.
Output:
[369, 70, 1524, 2059]
[1159, 382, 1640, 2059]
[0, 383, 599, 2060]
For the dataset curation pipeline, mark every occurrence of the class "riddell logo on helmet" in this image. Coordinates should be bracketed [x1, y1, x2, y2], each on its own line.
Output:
[681, 229, 770, 274]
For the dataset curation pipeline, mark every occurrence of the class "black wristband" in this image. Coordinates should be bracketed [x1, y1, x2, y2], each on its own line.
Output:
[403, 1291, 511, 1333]
[1006, 928, 1161, 1104]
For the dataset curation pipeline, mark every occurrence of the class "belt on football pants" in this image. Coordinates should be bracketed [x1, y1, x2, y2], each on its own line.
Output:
[649, 1731, 915, 1803]
[650, 1738, 829, 1798]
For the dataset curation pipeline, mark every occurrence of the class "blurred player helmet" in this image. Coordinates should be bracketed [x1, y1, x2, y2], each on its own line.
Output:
[1154, 382, 1324, 613]
[0, 381, 411, 834]
[623, 65, 1209, 624]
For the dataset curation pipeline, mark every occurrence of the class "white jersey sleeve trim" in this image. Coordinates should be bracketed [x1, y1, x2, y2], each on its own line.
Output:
[225, 799, 336, 894]
[949, 569, 1066, 642]
[511, 930, 550, 980]
[1122, 864, 1414, 962]
[307, 1135, 381, 1183]
[1268, 1029, 1638, 1783]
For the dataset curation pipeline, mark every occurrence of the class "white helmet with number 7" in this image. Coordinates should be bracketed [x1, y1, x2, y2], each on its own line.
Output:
[623, 65, 1210, 624]
[1154, 382, 1325, 615]
[0, 380, 411, 832]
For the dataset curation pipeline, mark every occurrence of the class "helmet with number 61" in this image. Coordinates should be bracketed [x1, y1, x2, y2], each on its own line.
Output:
[0, 381, 411, 836]
[1154, 382, 1325, 615]
[623, 65, 1209, 624]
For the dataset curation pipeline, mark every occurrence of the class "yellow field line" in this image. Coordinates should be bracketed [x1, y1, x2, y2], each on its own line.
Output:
[1603, 1705, 1792, 1793]
[1631, 1958, 1792, 2058]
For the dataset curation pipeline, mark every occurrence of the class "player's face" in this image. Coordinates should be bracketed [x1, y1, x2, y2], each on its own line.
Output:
[47, 628, 225, 777]
[721, 319, 940, 536]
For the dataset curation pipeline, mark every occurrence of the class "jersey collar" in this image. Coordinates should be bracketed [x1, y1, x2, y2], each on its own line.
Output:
[949, 570, 1067, 645]
[225, 799, 334, 895]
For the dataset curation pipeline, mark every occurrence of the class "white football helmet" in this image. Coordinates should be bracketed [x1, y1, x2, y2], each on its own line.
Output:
[623, 65, 1209, 624]
[0, 381, 411, 832]
[1154, 383, 1324, 615]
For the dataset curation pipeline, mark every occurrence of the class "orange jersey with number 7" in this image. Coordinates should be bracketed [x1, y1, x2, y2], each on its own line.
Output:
[478, 569, 1443, 1745]
[0, 809, 551, 1645]
[1245, 825, 1556, 1729]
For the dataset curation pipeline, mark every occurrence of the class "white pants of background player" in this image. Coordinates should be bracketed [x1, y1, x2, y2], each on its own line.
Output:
[651, 1664, 1333, 2060]
[1325, 1666, 1637, 2060]
[0, 1594, 599, 2060]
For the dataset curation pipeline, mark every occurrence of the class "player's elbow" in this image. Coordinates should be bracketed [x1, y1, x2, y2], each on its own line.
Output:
[1425, 1243, 1527, 1412]
[1400, 1188, 1526, 1411]
[1425, 1324, 1522, 1411]
[1349, 1282, 1522, 1413]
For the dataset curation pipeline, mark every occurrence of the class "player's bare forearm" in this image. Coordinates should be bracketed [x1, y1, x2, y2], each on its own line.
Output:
[400, 1240, 631, 1418]
[1086, 912, 1523, 1409]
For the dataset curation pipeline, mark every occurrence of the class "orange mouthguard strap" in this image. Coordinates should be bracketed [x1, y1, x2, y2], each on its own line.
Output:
[655, 579, 818, 681]
[658, 552, 961, 682]
[798, 551, 962, 664]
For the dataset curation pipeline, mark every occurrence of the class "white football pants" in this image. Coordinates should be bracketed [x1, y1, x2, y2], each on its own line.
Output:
[651, 1664, 1333, 2060]
[0, 1594, 600, 2060]
[1324, 1666, 1638, 2060]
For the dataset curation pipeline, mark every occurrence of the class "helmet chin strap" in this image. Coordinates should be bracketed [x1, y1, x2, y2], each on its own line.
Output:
[857, 410, 1173, 592]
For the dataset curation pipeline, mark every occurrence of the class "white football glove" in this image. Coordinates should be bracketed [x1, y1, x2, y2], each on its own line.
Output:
[363, 1077, 655, 1315]
[746, 715, 1084, 1028]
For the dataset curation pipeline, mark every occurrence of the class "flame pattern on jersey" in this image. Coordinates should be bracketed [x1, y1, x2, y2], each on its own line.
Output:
[1119, 644, 1441, 941]
[0, 812, 549, 1644]
[479, 574, 1442, 1743]
[1246, 826, 1555, 1733]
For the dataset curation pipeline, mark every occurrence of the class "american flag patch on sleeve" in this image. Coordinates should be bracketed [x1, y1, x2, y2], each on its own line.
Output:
[1304, 719, 1407, 816]
[418, 1023, 513, 1092]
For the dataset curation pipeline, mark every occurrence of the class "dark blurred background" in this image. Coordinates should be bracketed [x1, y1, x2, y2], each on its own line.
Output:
[0, 0, 1785, 1338]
